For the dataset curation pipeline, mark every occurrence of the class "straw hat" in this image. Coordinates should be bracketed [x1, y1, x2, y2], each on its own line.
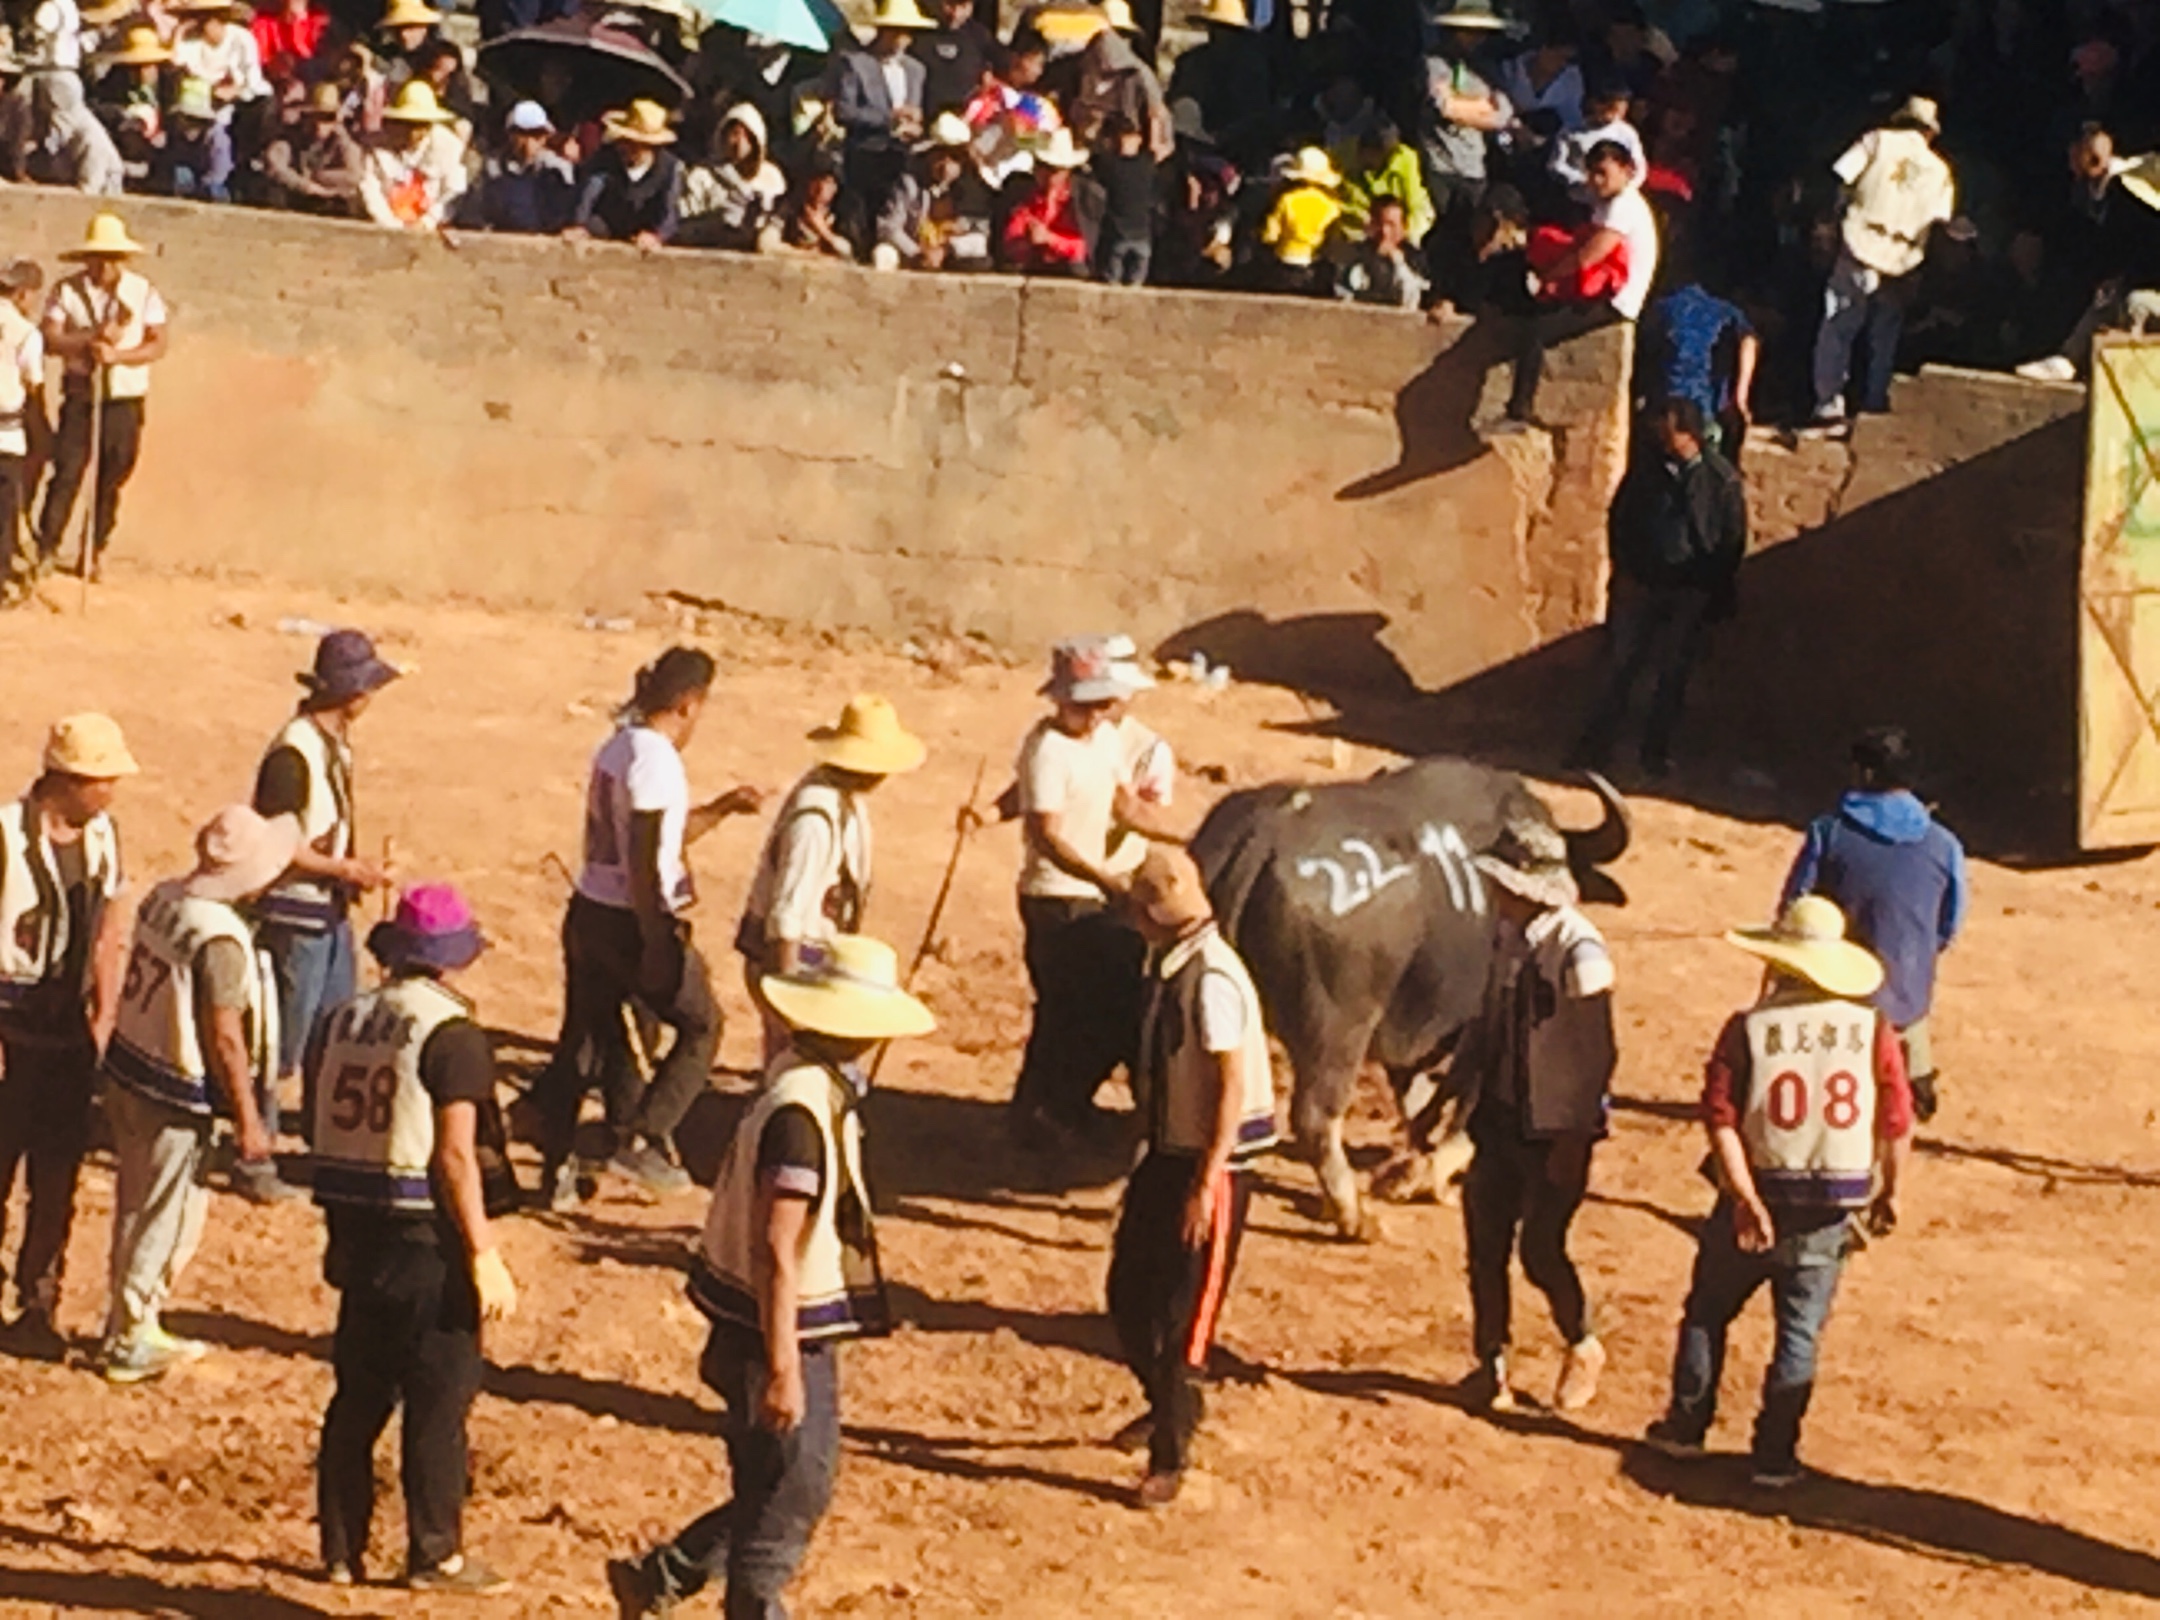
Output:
[1102, 0, 1139, 30]
[920, 109, 973, 150]
[383, 80, 454, 123]
[1036, 126, 1088, 168]
[184, 806, 303, 904]
[43, 713, 140, 780]
[602, 97, 676, 144]
[1283, 145, 1340, 187]
[103, 24, 172, 64]
[808, 695, 927, 778]
[1898, 94, 1940, 135]
[1129, 845, 1213, 933]
[2121, 152, 2160, 214]
[762, 935, 936, 1041]
[1473, 818, 1578, 910]
[61, 213, 147, 258]
[868, 0, 933, 27]
[170, 75, 215, 121]
[368, 883, 486, 973]
[378, 0, 441, 26]
[1431, 0, 1510, 27]
[305, 79, 343, 115]
[1725, 896, 1884, 1000]
[1192, 0, 1249, 26]
[80, 0, 139, 26]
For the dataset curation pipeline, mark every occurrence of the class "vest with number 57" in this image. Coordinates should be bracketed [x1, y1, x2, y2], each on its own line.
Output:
[1741, 996, 1880, 1210]
[310, 976, 471, 1213]
[104, 881, 277, 1117]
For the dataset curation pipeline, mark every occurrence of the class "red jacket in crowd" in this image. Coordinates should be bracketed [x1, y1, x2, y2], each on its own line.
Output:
[1003, 173, 1087, 271]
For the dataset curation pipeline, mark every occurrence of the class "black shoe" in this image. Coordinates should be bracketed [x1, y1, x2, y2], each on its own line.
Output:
[1643, 1417, 1708, 1459]
[607, 1554, 676, 1619]
[1750, 1458, 1805, 1490]
[1911, 1073, 1940, 1124]
[406, 1554, 509, 1594]
[3, 1309, 66, 1362]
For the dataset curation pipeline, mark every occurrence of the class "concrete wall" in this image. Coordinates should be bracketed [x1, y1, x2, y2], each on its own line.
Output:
[0, 190, 1631, 694]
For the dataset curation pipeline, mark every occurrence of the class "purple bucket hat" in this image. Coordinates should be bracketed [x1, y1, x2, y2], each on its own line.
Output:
[367, 883, 486, 973]
[300, 629, 402, 708]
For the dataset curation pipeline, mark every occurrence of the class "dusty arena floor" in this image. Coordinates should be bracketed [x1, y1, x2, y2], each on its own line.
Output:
[0, 573, 2157, 1618]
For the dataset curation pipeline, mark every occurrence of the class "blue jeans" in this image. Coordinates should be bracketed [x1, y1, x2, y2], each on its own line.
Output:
[262, 919, 357, 1133]
[1101, 239, 1151, 286]
[1662, 1198, 1849, 1469]
[652, 1328, 840, 1618]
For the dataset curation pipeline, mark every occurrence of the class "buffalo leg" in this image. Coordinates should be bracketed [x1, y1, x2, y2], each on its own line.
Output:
[1290, 1078, 1367, 1241]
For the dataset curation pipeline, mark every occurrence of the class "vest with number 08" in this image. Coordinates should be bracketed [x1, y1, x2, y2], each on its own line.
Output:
[690, 1060, 890, 1342]
[0, 798, 121, 1013]
[257, 716, 354, 932]
[310, 977, 470, 1213]
[1741, 996, 1879, 1210]
[105, 881, 277, 1116]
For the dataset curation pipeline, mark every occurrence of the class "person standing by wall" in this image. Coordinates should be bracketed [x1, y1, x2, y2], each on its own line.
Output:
[0, 259, 49, 606]
[310, 884, 518, 1594]
[0, 715, 136, 1361]
[35, 211, 166, 580]
[1505, 141, 1657, 422]
[1779, 727, 1966, 1122]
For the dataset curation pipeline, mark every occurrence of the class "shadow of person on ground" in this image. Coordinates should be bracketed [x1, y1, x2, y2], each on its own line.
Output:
[843, 1425, 1133, 1507]
[1336, 319, 1510, 500]
[0, 1565, 356, 1619]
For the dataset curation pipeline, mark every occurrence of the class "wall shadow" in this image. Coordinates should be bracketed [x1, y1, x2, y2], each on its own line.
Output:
[1155, 611, 1420, 708]
[1335, 318, 1511, 501]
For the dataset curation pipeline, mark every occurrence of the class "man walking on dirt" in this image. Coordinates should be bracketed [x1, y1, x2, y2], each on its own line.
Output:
[0, 714, 136, 1360]
[1780, 727, 1965, 1122]
[36, 212, 166, 578]
[252, 629, 400, 1201]
[538, 647, 765, 1205]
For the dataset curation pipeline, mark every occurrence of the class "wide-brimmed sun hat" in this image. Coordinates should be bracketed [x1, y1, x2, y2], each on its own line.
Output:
[602, 97, 676, 144]
[1192, 0, 1250, 26]
[1726, 895, 1884, 1000]
[809, 695, 926, 777]
[379, 0, 441, 26]
[1432, 0, 1510, 26]
[1473, 818, 1578, 910]
[104, 24, 173, 64]
[762, 935, 936, 1041]
[1102, 0, 1140, 30]
[43, 712, 140, 780]
[368, 883, 486, 973]
[383, 80, 454, 123]
[1035, 126, 1088, 168]
[61, 213, 146, 258]
[868, 0, 933, 26]
[1283, 145, 1340, 187]
[921, 109, 973, 150]
[1899, 94, 1940, 134]
[185, 805, 303, 904]
[1041, 634, 1153, 704]
[1129, 844, 1212, 932]
[299, 628, 402, 707]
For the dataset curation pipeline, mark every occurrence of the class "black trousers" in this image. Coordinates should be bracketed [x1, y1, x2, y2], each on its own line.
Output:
[37, 393, 143, 562]
[1507, 303, 1623, 420]
[1462, 1116, 1592, 1363]
[1574, 577, 1718, 773]
[0, 1031, 97, 1320]
[1012, 896, 1144, 1126]
[318, 1235, 483, 1575]
[0, 452, 31, 592]
[1107, 1150, 1250, 1475]
[537, 893, 721, 1169]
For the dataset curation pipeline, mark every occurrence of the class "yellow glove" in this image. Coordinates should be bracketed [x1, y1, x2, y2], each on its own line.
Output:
[472, 1247, 518, 1324]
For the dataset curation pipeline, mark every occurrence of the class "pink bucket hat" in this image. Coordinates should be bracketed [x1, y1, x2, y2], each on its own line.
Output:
[368, 883, 486, 972]
[185, 806, 304, 904]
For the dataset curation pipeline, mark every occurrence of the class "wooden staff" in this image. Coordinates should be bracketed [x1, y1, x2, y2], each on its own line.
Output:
[74, 365, 101, 615]
[873, 756, 987, 1082]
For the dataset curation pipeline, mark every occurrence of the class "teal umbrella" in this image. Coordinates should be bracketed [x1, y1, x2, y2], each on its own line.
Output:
[697, 0, 847, 49]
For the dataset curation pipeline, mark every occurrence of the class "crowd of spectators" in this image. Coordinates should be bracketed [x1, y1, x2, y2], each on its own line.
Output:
[5, 0, 2160, 423]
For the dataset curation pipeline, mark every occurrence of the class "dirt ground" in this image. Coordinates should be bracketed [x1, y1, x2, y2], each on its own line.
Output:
[1, 571, 2157, 1620]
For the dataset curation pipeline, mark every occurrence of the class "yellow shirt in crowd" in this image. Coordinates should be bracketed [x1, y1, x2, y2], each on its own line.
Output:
[1262, 183, 1343, 267]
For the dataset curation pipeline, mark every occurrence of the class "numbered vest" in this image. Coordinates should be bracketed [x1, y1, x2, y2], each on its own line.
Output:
[310, 977, 470, 1213]
[1741, 997, 1879, 1210]
[0, 798, 120, 1013]
[690, 1058, 889, 1342]
[736, 776, 870, 960]
[257, 716, 354, 932]
[0, 301, 34, 431]
[106, 881, 276, 1117]
[1138, 925, 1280, 1164]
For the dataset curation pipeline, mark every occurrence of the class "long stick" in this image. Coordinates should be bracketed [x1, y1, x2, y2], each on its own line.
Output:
[873, 757, 986, 1084]
[75, 369, 102, 614]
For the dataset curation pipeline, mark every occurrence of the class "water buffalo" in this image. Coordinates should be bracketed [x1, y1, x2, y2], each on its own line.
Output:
[1189, 759, 1629, 1239]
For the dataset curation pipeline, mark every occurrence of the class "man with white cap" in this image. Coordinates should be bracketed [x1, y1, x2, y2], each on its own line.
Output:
[612, 935, 932, 1619]
[100, 803, 297, 1384]
[462, 100, 574, 234]
[1645, 895, 1913, 1487]
[1455, 818, 1617, 1415]
[737, 694, 925, 1061]
[1008, 634, 1177, 1146]
[0, 714, 136, 1360]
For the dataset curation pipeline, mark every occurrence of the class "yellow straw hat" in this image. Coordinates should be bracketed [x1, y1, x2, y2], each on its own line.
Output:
[868, 0, 933, 25]
[601, 97, 676, 144]
[379, 0, 442, 25]
[808, 695, 926, 777]
[42, 713, 140, 779]
[1283, 145, 1340, 187]
[1102, 0, 1140, 30]
[61, 212, 147, 258]
[383, 80, 454, 123]
[762, 935, 936, 1041]
[103, 24, 173, 63]
[1725, 896, 1884, 1001]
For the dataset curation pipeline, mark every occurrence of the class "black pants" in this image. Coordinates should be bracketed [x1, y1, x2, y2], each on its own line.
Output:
[318, 1236, 482, 1575]
[1012, 897, 1144, 1126]
[1424, 171, 1487, 306]
[1574, 576, 1717, 773]
[1107, 1150, 1250, 1475]
[0, 1032, 97, 1320]
[37, 393, 143, 562]
[537, 893, 721, 1169]
[1507, 303, 1623, 420]
[1462, 1117, 1592, 1363]
[0, 452, 31, 592]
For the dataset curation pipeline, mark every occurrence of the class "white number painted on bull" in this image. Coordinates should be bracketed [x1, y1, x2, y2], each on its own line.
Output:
[1294, 824, 1486, 918]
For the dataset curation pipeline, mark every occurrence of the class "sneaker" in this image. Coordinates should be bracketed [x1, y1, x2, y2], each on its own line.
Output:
[406, 1554, 510, 1594]
[3, 1309, 67, 1362]
[1463, 1355, 1519, 1414]
[1137, 1469, 1184, 1509]
[1554, 1336, 1606, 1414]
[232, 1160, 303, 1205]
[606, 1553, 676, 1619]
[610, 1142, 691, 1197]
[1643, 1416, 1708, 1459]
[144, 1323, 211, 1364]
[1750, 1460, 1805, 1490]
[324, 1562, 361, 1588]
[540, 1159, 585, 1213]
[101, 1331, 184, 1386]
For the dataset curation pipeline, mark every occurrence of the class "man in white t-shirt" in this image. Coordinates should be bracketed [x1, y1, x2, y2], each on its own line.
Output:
[1810, 97, 1957, 429]
[0, 260, 49, 605]
[1008, 635, 1180, 1147]
[539, 648, 767, 1204]
[1506, 141, 1658, 421]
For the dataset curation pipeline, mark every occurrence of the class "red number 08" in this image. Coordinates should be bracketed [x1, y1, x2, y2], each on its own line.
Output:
[1765, 1070, 1863, 1131]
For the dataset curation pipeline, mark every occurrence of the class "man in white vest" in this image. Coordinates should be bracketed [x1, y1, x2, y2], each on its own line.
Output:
[101, 803, 296, 1385]
[310, 883, 518, 1595]
[1645, 896, 1913, 1487]
[1108, 845, 1278, 1509]
[610, 934, 932, 1619]
[0, 713, 135, 1359]
[35, 211, 167, 576]
[0, 259, 50, 606]
[1457, 819, 1617, 1415]
[252, 628, 398, 1201]
[736, 693, 925, 1061]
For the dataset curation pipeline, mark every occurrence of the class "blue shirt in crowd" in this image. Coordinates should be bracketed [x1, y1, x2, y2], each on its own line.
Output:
[1643, 282, 1753, 419]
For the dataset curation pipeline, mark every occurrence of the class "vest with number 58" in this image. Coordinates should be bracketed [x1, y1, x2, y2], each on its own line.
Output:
[310, 976, 471, 1213]
[1740, 996, 1880, 1210]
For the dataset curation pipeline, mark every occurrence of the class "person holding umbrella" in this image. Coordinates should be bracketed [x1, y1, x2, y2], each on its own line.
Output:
[567, 97, 682, 247]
